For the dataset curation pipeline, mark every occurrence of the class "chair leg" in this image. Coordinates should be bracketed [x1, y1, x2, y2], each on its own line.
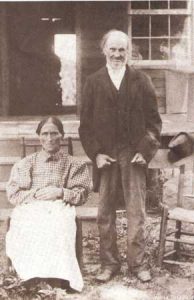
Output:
[76, 218, 83, 271]
[158, 205, 168, 267]
[5, 217, 12, 272]
[174, 220, 182, 259]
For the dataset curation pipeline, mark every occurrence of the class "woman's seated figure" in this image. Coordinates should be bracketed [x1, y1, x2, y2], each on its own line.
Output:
[6, 116, 92, 292]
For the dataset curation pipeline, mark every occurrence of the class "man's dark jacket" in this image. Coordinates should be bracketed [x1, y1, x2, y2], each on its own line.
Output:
[79, 66, 162, 191]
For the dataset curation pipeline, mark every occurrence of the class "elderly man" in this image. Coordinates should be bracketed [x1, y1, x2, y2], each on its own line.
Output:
[79, 30, 162, 282]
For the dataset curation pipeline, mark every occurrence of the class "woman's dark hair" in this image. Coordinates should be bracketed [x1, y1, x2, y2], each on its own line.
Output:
[36, 116, 64, 136]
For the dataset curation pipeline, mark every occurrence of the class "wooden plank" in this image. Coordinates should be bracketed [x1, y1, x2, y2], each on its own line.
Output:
[180, 251, 194, 257]
[166, 230, 178, 236]
[158, 205, 169, 267]
[163, 250, 176, 257]
[140, 65, 165, 81]
[0, 156, 20, 165]
[181, 231, 194, 236]
[169, 207, 194, 223]
[166, 237, 194, 245]
[143, 69, 166, 79]
[161, 114, 194, 136]
[129, 9, 190, 15]
[152, 78, 165, 89]
[187, 74, 194, 122]
[76, 207, 98, 220]
[163, 259, 193, 266]
[166, 70, 188, 113]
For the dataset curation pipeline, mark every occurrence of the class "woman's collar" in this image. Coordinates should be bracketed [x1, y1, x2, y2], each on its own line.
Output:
[39, 149, 63, 162]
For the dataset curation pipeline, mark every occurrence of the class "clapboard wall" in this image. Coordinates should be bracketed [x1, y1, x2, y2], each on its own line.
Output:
[142, 68, 166, 114]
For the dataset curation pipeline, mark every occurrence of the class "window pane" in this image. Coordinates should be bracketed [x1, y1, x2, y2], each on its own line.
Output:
[132, 15, 149, 37]
[132, 39, 149, 60]
[151, 39, 169, 60]
[151, 15, 168, 37]
[170, 1, 187, 9]
[170, 38, 189, 61]
[131, 1, 149, 9]
[171, 15, 188, 37]
[150, 1, 168, 9]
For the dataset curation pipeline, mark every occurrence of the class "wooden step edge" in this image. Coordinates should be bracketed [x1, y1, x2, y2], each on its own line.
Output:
[0, 156, 20, 165]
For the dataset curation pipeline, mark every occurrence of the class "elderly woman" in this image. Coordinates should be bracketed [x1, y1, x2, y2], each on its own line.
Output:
[6, 116, 91, 292]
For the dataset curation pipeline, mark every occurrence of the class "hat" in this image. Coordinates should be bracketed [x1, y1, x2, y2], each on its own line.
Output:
[168, 132, 194, 162]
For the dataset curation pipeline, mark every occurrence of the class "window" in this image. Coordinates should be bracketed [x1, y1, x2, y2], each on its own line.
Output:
[128, 0, 192, 65]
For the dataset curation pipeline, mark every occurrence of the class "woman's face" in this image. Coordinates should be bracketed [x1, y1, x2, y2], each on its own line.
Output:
[39, 122, 63, 154]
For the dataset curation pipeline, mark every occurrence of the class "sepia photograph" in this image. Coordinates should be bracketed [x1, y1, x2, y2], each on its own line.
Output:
[0, 0, 194, 299]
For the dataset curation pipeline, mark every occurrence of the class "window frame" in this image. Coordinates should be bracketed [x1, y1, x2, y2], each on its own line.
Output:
[128, 0, 193, 67]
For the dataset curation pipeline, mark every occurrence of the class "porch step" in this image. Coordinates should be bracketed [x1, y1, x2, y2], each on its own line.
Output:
[0, 156, 20, 164]
[0, 138, 22, 156]
[0, 157, 20, 181]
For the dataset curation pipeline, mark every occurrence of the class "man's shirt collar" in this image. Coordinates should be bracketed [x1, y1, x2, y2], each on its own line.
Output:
[106, 63, 126, 76]
[106, 64, 126, 90]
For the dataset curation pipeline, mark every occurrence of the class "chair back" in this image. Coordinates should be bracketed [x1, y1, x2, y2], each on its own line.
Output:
[149, 149, 194, 208]
[21, 136, 73, 158]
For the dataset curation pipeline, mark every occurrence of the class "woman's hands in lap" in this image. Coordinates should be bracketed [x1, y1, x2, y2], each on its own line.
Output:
[34, 186, 63, 201]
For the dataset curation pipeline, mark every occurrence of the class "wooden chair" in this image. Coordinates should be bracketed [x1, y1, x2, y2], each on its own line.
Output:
[20, 136, 98, 271]
[7, 137, 88, 269]
[148, 149, 194, 267]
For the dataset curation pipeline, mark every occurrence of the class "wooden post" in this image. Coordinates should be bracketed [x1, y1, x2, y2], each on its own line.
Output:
[158, 205, 168, 267]
[190, 0, 194, 66]
[76, 217, 83, 270]
[0, 4, 9, 116]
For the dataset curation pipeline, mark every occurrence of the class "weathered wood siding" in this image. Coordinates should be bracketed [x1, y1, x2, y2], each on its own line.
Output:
[140, 68, 166, 114]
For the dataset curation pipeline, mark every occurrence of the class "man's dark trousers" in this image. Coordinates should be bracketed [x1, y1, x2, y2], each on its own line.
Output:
[97, 146, 146, 272]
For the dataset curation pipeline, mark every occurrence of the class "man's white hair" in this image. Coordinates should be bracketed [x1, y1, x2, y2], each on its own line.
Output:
[100, 29, 130, 52]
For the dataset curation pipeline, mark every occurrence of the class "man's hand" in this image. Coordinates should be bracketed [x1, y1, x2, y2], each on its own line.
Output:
[96, 154, 116, 169]
[131, 153, 146, 165]
[35, 186, 63, 201]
